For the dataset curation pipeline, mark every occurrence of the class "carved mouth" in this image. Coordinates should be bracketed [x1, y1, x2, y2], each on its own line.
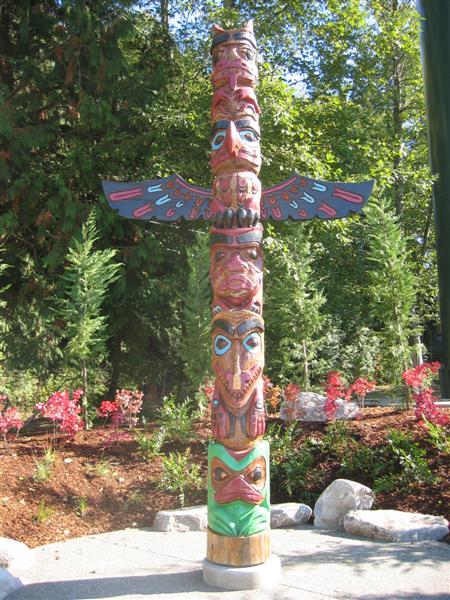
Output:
[214, 476, 263, 505]
[216, 365, 262, 407]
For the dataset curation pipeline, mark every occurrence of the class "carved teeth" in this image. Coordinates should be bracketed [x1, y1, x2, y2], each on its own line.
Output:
[223, 208, 234, 228]
[236, 207, 246, 227]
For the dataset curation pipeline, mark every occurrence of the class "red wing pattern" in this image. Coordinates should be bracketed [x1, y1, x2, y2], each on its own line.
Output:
[102, 174, 212, 221]
[261, 174, 374, 221]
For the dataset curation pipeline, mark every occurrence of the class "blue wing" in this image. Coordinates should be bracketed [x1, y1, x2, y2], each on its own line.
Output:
[102, 174, 212, 221]
[261, 174, 374, 221]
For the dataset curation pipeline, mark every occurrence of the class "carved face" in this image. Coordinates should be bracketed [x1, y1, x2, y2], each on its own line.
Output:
[211, 87, 260, 123]
[212, 311, 264, 411]
[211, 173, 261, 228]
[211, 454, 266, 504]
[207, 440, 270, 537]
[211, 239, 262, 313]
[210, 118, 261, 176]
[211, 41, 258, 90]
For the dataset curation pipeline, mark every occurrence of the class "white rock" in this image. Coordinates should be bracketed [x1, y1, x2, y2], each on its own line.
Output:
[314, 479, 375, 530]
[0, 537, 35, 571]
[280, 392, 360, 422]
[343, 509, 449, 542]
[0, 568, 23, 600]
[270, 503, 312, 528]
[153, 505, 207, 532]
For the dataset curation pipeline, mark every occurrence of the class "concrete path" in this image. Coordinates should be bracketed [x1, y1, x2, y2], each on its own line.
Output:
[6, 525, 450, 600]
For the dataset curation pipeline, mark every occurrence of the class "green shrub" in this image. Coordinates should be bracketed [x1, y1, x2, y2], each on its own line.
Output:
[157, 395, 197, 443]
[134, 427, 166, 461]
[158, 448, 203, 507]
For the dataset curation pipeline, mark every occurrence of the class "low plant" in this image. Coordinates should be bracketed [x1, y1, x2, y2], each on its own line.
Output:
[157, 395, 197, 443]
[374, 430, 437, 492]
[195, 379, 214, 417]
[0, 396, 23, 444]
[134, 427, 166, 461]
[402, 362, 449, 426]
[263, 375, 282, 414]
[91, 458, 114, 477]
[75, 496, 88, 517]
[34, 448, 56, 482]
[324, 371, 376, 418]
[35, 499, 53, 523]
[35, 389, 84, 441]
[158, 448, 202, 507]
[281, 383, 301, 421]
[423, 419, 450, 454]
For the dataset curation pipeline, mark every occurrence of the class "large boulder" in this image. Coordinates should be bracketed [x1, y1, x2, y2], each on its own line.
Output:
[314, 479, 375, 529]
[153, 505, 207, 532]
[270, 503, 312, 528]
[343, 510, 449, 542]
[280, 392, 360, 423]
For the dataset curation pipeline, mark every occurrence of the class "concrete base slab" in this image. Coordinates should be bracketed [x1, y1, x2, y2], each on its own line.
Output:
[202, 555, 281, 590]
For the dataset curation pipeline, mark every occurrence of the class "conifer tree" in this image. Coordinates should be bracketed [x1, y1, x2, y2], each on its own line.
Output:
[264, 225, 325, 387]
[179, 230, 211, 392]
[364, 201, 417, 390]
[52, 212, 121, 425]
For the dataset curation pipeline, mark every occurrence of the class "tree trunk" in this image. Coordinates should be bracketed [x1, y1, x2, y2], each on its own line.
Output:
[391, 0, 404, 219]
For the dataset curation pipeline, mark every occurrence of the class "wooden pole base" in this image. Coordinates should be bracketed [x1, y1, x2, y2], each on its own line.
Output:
[206, 528, 271, 567]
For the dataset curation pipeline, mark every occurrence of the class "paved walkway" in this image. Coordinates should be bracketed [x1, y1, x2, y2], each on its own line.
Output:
[6, 525, 450, 600]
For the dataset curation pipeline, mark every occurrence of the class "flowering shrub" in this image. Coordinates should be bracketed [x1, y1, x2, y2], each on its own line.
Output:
[324, 372, 376, 419]
[0, 394, 23, 441]
[263, 375, 282, 414]
[98, 389, 143, 446]
[282, 382, 301, 421]
[35, 389, 84, 438]
[324, 371, 346, 419]
[402, 362, 449, 427]
[196, 379, 214, 417]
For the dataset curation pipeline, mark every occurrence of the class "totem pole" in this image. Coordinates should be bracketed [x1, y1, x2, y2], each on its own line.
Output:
[102, 22, 373, 587]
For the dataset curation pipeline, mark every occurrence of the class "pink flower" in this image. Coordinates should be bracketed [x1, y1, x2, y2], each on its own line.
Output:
[35, 389, 84, 438]
[0, 406, 23, 436]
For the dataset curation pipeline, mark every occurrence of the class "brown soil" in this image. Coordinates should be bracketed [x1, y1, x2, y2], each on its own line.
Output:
[0, 408, 449, 548]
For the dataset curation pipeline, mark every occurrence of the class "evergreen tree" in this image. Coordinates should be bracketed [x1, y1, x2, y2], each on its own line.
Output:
[264, 224, 325, 387]
[364, 200, 417, 387]
[179, 230, 212, 392]
[52, 212, 121, 425]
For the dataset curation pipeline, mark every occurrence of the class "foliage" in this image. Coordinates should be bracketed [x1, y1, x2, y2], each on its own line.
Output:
[158, 448, 202, 507]
[156, 395, 197, 443]
[35, 499, 54, 524]
[134, 427, 166, 461]
[402, 362, 449, 426]
[423, 419, 450, 455]
[52, 212, 121, 426]
[263, 375, 282, 415]
[0, 0, 441, 393]
[0, 395, 23, 442]
[373, 430, 437, 492]
[364, 201, 418, 385]
[178, 231, 211, 393]
[35, 389, 84, 440]
[264, 226, 325, 387]
[34, 448, 56, 483]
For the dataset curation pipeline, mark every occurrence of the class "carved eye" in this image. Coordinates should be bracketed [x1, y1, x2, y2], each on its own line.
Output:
[214, 334, 231, 356]
[243, 332, 261, 353]
[211, 131, 226, 150]
[240, 47, 254, 61]
[214, 250, 226, 262]
[214, 467, 227, 481]
[247, 248, 258, 260]
[252, 467, 263, 482]
[239, 128, 259, 144]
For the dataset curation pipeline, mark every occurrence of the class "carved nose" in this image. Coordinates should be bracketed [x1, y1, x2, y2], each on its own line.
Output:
[232, 350, 241, 390]
[225, 121, 243, 157]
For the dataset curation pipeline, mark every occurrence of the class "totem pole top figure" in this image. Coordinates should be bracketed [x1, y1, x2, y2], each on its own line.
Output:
[102, 24, 374, 225]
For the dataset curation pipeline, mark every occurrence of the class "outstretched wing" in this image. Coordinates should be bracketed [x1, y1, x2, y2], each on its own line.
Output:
[261, 174, 374, 221]
[102, 174, 212, 221]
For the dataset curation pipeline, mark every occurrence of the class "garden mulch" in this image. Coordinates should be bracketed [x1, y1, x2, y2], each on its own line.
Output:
[0, 407, 449, 549]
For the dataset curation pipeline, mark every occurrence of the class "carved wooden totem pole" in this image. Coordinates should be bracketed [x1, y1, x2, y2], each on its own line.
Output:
[102, 22, 373, 586]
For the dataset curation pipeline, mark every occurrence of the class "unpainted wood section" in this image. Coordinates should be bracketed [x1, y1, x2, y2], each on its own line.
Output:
[206, 528, 271, 567]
